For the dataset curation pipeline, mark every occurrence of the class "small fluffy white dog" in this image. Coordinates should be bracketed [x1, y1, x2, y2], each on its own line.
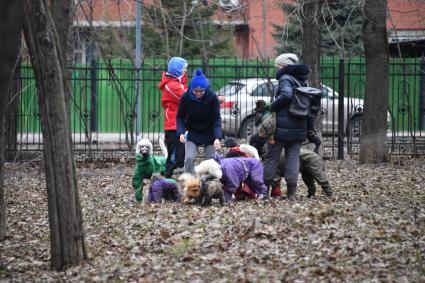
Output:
[195, 159, 223, 179]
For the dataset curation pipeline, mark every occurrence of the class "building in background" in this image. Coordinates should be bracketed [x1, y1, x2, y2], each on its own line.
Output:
[72, 0, 425, 62]
[387, 0, 425, 57]
[73, 0, 288, 61]
[211, 0, 288, 59]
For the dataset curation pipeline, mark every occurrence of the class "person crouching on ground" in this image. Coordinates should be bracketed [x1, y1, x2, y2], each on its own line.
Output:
[223, 137, 262, 200]
[195, 154, 268, 203]
[176, 69, 222, 174]
[159, 57, 188, 178]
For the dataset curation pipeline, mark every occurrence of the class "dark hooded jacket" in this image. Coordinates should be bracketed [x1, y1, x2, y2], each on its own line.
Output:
[176, 87, 222, 145]
[271, 64, 313, 142]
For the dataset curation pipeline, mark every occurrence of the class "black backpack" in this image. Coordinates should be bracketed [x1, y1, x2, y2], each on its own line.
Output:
[289, 77, 322, 118]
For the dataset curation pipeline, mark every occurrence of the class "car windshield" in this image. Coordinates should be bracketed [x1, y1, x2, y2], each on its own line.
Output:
[217, 82, 245, 97]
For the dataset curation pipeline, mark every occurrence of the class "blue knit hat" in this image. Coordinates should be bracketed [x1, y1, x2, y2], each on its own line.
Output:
[190, 69, 208, 90]
[167, 57, 188, 77]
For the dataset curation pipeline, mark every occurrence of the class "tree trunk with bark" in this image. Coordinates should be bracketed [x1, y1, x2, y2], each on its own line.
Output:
[5, 59, 21, 161]
[300, 0, 321, 88]
[158, 0, 170, 58]
[360, 0, 389, 163]
[51, 0, 75, 109]
[22, 0, 86, 270]
[299, 0, 323, 150]
[0, 0, 23, 241]
[51, 0, 74, 67]
[261, 0, 267, 57]
[178, 1, 187, 56]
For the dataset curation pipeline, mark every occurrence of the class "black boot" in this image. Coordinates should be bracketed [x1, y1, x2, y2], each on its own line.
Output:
[307, 185, 316, 198]
[322, 185, 333, 197]
[287, 184, 297, 200]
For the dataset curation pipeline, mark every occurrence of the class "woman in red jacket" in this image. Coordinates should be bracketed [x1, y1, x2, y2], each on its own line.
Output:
[158, 57, 188, 177]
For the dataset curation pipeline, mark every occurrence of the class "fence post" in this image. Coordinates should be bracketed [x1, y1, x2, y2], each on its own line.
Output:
[420, 57, 425, 130]
[338, 58, 345, 160]
[90, 57, 97, 132]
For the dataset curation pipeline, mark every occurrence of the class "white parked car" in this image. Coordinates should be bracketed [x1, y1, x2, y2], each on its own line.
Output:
[217, 78, 367, 138]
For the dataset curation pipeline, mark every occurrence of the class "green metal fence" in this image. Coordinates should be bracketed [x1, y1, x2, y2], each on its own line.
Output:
[10, 57, 425, 155]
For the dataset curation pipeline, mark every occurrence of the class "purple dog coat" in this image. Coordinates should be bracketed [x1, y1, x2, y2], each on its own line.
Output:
[148, 179, 180, 203]
[213, 154, 268, 202]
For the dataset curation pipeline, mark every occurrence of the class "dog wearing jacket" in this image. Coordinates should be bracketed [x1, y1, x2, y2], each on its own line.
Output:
[148, 173, 180, 203]
[132, 138, 167, 202]
[196, 154, 268, 203]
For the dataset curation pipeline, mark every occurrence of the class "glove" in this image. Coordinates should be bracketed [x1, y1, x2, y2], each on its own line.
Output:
[307, 131, 321, 153]
[308, 135, 321, 146]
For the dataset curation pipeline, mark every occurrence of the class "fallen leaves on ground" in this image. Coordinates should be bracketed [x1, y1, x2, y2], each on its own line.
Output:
[1, 159, 425, 282]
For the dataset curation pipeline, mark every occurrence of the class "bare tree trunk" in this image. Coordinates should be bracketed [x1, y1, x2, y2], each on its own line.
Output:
[22, 0, 87, 270]
[360, 0, 389, 163]
[300, 0, 323, 150]
[5, 58, 21, 161]
[197, 8, 209, 74]
[300, 0, 321, 87]
[178, 1, 187, 56]
[0, 0, 23, 241]
[261, 0, 267, 57]
[158, 0, 170, 58]
[51, 0, 75, 108]
[51, 0, 74, 69]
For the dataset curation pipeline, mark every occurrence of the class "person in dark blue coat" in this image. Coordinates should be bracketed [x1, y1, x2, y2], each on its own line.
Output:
[176, 69, 222, 174]
[263, 53, 318, 200]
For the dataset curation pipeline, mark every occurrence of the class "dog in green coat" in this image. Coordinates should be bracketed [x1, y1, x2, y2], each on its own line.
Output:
[132, 138, 167, 202]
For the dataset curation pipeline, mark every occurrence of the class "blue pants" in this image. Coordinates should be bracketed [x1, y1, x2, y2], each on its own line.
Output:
[184, 141, 215, 174]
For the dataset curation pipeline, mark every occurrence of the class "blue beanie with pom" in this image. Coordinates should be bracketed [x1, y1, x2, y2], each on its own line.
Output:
[190, 69, 209, 90]
[167, 57, 188, 77]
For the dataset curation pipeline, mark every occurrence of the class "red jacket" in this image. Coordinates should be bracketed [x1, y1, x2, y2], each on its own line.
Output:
[159, 72, 188, 130]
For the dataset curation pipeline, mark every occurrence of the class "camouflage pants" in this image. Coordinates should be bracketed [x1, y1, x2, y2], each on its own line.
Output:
[271, 149, 332, 197]
[300, 163, 332, 197]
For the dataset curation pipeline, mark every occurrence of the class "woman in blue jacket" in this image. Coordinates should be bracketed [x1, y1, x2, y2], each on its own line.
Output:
[263, 53, 315, 200]
[176, 69, 222, 174]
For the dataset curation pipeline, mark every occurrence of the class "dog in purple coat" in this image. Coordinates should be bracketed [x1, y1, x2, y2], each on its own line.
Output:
[148, 173, 181, 203]
[196, 154, 268, 203]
